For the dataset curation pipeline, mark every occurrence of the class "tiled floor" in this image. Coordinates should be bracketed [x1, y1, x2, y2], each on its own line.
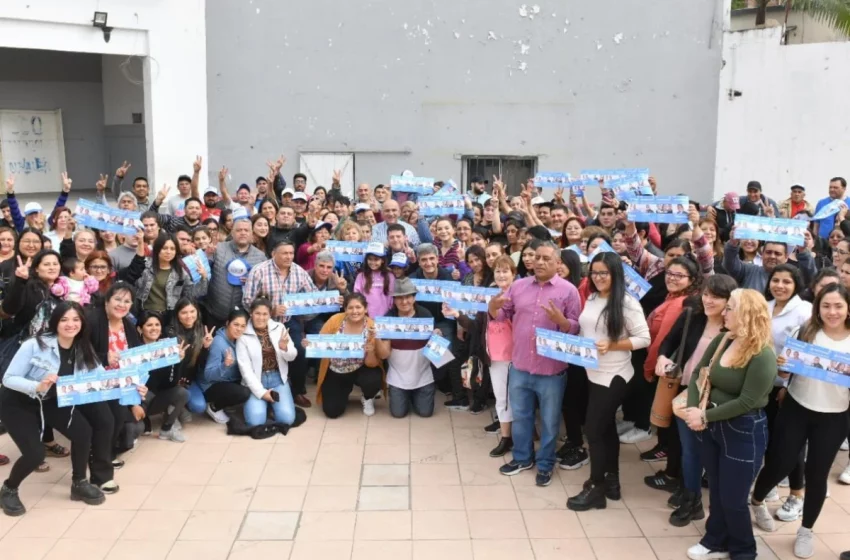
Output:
[2, 392, 850, 559]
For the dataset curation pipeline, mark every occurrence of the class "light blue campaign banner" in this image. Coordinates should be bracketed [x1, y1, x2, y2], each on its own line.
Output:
[118, 338, 181, 372]
[567, 178, 597, 198]
[327, 241, 368, 263]
[74, 199, 142, 235]
[434, 179, 458, 197]
[624, 266, 652, 301]
[441, 285, 501, 313]
[57, 365, 145, 408]
[410, 279, 461, 303]
[811, 199, 846, 222]
[182, 249, 211, 284]
[390, 175, 435, 195]
[589, 240, 616, 259]
[305, 334, 365, 359]
[734, 214, 806, 247]
[535, 328, 599, 369]
[285, 291, 341, 316]
[567, 244, 589, 263]
[781, 338, 850, 388]
[374, 317, 434, 340]
[534, 172, 571, 188]
[627, 195, 690, 224]
[423, 334, 452, 366]
[605, 176, 653, 199]
[419, 195, 465, 216]
[579, 168, 650, 181]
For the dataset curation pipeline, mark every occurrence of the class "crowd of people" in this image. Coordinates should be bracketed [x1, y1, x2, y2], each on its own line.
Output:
[1, 159, 850, 560]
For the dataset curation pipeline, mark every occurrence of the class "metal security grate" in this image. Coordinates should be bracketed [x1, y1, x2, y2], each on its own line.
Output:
[463, 156, 537, 197]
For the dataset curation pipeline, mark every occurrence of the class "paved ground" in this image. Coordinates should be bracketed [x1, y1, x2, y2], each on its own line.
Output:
[2, 387, 850, 559]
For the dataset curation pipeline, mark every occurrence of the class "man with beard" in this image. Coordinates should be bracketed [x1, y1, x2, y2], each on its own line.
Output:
[267, 205, 313, 256]
[163, 157, 202, 216]
[153, 194, 205, 234]
[724, 228, 816, 291]
[470, 176, 490, 205]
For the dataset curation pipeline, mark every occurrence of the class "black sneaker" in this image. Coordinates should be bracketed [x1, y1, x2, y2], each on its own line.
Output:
[667, 486, 684, 509]
[70, 480, 105, 505]
[639, 444, 668, 462]
[468, 401, 488, 415]
[604, 472, 621, 501]
[483, 420, 501, 434]
[558, 446, 590, 470]
[444, 398, 470, 411]
[0, 484, 26, 517]
[489, 437, 513, 458]
[536, 471, 553, 487]
[644, 470, 678, 493]
[499, 460, 535, 476]
[567, 482, 607, 511]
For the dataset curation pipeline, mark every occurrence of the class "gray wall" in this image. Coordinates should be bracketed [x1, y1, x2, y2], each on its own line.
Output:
[0, 48, 107, 192]
[207, 0, 723, 200]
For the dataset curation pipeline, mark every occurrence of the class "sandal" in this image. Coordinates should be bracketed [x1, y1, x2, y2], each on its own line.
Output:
[44, 443, 70, 458]
[36, 461, 50, 473]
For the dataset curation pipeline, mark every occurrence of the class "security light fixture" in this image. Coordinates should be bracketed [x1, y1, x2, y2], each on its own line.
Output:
[93, 11, 113, 43]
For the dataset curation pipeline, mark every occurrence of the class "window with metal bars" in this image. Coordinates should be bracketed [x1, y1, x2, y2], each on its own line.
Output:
[462, 156, 537, 197]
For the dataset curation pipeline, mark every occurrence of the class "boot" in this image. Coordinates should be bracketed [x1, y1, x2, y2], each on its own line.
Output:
[0, 484, 26, 517]
[567, 482, 607, 511]
[70, 480, 105, 506]
[669, 489, 705, 527]
[667, 485, 684, 509]
[604, 472, 621, 501]
[489, 437, 513, 458]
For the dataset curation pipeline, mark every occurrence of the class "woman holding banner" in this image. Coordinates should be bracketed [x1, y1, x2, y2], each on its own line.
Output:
[749, 284, 850, 559]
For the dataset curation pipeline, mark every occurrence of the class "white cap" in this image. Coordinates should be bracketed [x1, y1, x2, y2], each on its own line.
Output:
[365, 242, 386, 258]
[232, 207, 250, 222]
[354, 203, 371, 213]
[24, 202, 43, 216]
[531, 196, 547, 205]
[204, 186, 219, 195]
[292, 192, 308, 202]
[282, 188, 295, 197]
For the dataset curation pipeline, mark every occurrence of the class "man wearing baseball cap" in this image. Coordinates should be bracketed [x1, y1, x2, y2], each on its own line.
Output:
[291, 192, 309, 222]
[470, 176, 490, 205]
[739, 180, 779, 216]
[779, 184, 814, 218]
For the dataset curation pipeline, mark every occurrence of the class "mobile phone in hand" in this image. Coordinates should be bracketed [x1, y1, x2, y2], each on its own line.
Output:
[270, 390, 280, 402]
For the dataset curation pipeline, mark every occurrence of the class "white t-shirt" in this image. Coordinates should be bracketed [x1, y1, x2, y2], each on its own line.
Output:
[788, 330, 850, 414]
[387, 348, 433, 390]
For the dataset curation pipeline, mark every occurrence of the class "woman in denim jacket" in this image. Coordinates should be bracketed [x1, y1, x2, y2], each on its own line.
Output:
[0, 302, 145, 517]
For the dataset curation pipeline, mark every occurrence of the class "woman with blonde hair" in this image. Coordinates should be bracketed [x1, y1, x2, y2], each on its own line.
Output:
[681, 288, 777, 560]
[334, 220, 363, 286]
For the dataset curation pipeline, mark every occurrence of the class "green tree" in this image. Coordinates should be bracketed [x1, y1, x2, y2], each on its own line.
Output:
[754, 0, 850, 35]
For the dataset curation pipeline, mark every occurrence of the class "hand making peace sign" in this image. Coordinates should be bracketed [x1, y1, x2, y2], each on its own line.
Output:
[203, 326, 216, 349]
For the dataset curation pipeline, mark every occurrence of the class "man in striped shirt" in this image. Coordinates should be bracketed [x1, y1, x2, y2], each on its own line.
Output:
[371, 200, 421, 247]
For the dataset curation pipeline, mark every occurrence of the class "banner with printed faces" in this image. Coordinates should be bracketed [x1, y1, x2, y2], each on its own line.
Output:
[326, 241, 368, 263]
[440, 285, 501, 314]
[781, 338, 850, 388]
[118, 338, 181, 372]
[535, 328, 599, 369]
[183, 249, 211, 284]
[410, 279, 461, 303]
[284, 291, 341, 316]
[374, 317, 434, 340]
[57, 365, 145, 407]
[390, 175, 435, 195]
[734, 215, 806, 247]
[423, 334, 454, 368]
[305, 334, 365, 359]
[627, 196, 690, 224]
[74, 199, 142, 235]
[534, 172, 571, 189]
[418, 195, 465, 216]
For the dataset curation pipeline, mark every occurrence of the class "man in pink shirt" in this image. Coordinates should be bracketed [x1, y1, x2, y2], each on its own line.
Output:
[489, 240, 581, 486]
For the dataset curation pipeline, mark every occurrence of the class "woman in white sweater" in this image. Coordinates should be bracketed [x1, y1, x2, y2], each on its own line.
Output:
[236, 298, 298, 427]
[567, 252, 651, 512]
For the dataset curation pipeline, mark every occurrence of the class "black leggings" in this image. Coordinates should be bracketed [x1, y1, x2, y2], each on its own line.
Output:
[585, 376, 627, 484]
[622, 349, 655, 431]
[562, 365, 588, 447]
[204, 382, 251, 412]
[145, 386, 190, 431]
[0, 389, 113, 489]
[321, 366, 383, 419]
[752, 395, 849, 529]
[765, 386, 805, 490]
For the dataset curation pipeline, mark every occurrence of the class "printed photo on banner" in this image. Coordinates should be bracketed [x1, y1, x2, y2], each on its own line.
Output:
[390, 175, 435, 195]
[734, 214, 806, 247]
[374, 317, 434, 340]
[326, 241, 367, 263]
[284, 291, 341, 316]
[589, 240, 616, 259]
[605, 176, 653, 199]
[441, 285, 501, 313]
[534, 172, 571, 188]
[624, 266, 652, 301]
[423, 334, 454, 368]
[579, 168, 650, 181]
[781, 338, 850, 388]
[811, 199, 847, 222]
[118, 338, 182, 372]
[434, 179, 458, 197]
[305, 334, 365, 359]
[627, 195, 690, 224]
[410, 279, 461, 303]
[57, 365, 145, 408]
[567, 179, 597, 199]
[418, 195, 465, 216]
[534, 328, 599, 369]
[182, 249, 211, 284]
[74, 199, 142, 235]
[567, 244, 589, 263]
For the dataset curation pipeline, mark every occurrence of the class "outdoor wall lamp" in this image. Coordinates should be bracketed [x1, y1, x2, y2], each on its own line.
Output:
[93, 11, 113, 43]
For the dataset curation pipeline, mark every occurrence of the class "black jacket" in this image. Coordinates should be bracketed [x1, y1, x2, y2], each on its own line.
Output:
[715, 209, 735, 243]
[658, 304, 726, 373]
[85, 305, 143, 368]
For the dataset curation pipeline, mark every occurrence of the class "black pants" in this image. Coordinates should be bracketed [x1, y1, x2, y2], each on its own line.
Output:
[0, 389, 113, 489]
[562, 365, 588, 447]
[752, 395, 849, 529]
[432, 321, 463, 400]
[145, 386, 190, 431]
[663, 416, 683, 479]
[765, 386, 805, 490]
[585, 376, 627, 484]
[204, 382, 251, 411]
[622, 349, 655, 431]
[321, 366, 383, 419]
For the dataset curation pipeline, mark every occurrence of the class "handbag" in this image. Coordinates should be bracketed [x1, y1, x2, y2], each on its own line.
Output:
[673, 332, 730, 420]
[650, 309, 693, 428]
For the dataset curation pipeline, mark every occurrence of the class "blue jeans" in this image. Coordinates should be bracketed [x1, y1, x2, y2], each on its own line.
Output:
[243, 371, 296, 427]
[508, 366, 567, 473]
[187, 382, 206, 415]
[701, 410, 768, 559]
[389, 383, 435, 418]
[285, 319, 306, 397]
[676, 416, 703, 493]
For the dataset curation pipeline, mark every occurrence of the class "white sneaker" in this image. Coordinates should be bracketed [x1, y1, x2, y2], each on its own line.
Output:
[751, 501, 776, 532]
[619, 426, 653, 444]
[841, 438, 849, 451]
[776, 494, 804, 522]
[686, 543, 730, 560]
[178, 408, 193, 424]
[205, 404, 230, 424]
[361, 395, 375, 417]
[778, 476, 790, 488]
[764, 487, 780, 502]
[100, 480, 120, 494]
[616, 419, 635, 436]
[794, 526, 814, 558]
[840, 464, 850, 485]
[159, 426, 186, 443]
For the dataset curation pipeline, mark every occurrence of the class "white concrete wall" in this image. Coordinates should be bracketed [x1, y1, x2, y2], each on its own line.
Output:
[102, 55, 144, 126]
[714, 24, 850, 203]
[0, 0, 208, 192]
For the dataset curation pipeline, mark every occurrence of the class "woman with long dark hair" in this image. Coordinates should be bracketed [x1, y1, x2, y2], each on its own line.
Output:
[135, 233, 207, 324]
[749, 284, 850, 558]
[199, 307, 252, 424]
[0, 302, 144, 516]
[462, 245, 492, 287]
[567, 252, 650, 511]
[516, 239, 544, 278]
[168, 298, 213, 416]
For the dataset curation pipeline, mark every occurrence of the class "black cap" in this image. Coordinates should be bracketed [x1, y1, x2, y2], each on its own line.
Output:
[256, 176, 268, 184]
[746, 180, 762, 192]
[791, 184, 805, 192]
[470, 176, 489, 185]
[177, 174, 192, 184]
[237, 183, 251, 193]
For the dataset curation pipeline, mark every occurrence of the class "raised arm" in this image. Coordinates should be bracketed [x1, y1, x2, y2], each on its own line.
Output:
[191, 156, 202, 199]
[5, 176, 26, 232]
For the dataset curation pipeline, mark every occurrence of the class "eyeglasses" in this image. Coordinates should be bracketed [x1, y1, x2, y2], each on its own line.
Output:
[665, 271, 691, 280]
[836, 249, 850, 256]
[20, 239, 41, 245]
[590, 271, 610, 278]
[88, 265, 109, 272]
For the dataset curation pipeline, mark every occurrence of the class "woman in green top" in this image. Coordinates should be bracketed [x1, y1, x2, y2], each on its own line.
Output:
[681, 288, 777, 560]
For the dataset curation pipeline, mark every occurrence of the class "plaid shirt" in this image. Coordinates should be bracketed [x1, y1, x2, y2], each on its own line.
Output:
[242, 259, 317, 321]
